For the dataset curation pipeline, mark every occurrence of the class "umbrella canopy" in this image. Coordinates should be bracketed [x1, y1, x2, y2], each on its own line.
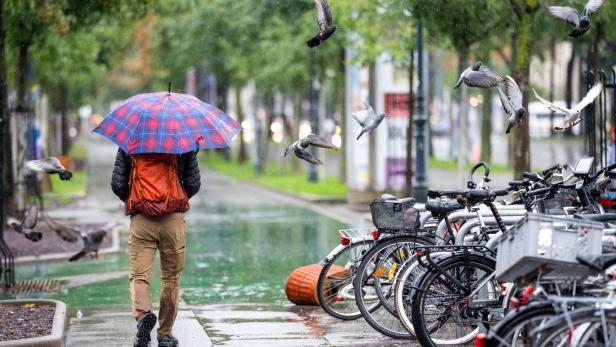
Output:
[93, 92, 241, 154]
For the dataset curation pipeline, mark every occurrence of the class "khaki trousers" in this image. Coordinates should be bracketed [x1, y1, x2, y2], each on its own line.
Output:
[128, 212, 186, 337]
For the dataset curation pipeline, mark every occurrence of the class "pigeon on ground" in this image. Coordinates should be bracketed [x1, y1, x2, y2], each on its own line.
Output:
[283, 134, 338, 166]
[6, 205, 42, 242]
[352, 101, 387, 140]
[533, 82, 603, 131]
[42, 213, 80, 243]
[25, 157, 73, 180]
[306, 0, 337, 48]
[547, 0, 606, 38]
[496, 76, 526, 134]
[69, 229, 108, 262]
[454, 62, 504, 89]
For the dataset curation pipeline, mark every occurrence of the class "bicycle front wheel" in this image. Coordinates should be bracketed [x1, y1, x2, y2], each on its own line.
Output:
[354, 234, 434, 339]
[410, 252, 501, 347]
[317, 239, 374, 320]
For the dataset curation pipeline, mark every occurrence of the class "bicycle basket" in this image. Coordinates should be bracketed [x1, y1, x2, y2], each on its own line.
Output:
[370, 199, 419, 232]
[495, 213, 604, 283]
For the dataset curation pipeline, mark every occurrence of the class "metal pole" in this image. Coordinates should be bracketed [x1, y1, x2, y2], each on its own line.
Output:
[308, 49, 318, 182]
[413, 20, 428, 202]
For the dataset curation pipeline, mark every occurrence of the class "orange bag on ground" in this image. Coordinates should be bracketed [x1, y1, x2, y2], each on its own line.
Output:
[126, 153, 189, 216]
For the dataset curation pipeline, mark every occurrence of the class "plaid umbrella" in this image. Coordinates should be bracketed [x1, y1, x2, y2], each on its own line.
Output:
[93, 92, 240, 154]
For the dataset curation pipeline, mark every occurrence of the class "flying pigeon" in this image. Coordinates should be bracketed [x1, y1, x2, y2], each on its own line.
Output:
[533, 82, 603, 131]
[25, 157, 73, 180]
[69, 229, 108, 262]
[283, 134, 338, 166]
[352, 100, 387, 140]
[496, 76, 526, 134]
[306, 0, 337, 48]
[42, 213, 80, 243]
[547, 0, 606, 38]
[454, 62, 504, 89]
[6, 205, 42, 242]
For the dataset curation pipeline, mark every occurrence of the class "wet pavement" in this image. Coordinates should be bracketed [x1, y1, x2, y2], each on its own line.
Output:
[8, 136, 411, 346]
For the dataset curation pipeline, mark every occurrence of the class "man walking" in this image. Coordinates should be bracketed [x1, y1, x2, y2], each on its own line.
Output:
[111, 148, 201, 347]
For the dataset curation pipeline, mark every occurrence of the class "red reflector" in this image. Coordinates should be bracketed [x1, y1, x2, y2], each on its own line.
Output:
[340, 235, 351, 246]
[522, 285, 535, 305]
[475, 333, 486, 347]
[371, 229, 379, 240]
[416, 249, 425, 257]
[510, 297, 520, 309]
[335, 296, 343, 302]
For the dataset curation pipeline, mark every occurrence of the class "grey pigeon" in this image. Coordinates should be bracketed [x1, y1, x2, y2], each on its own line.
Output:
[533, 82, 603, 131]
[306, 0, 337, 48]
[454, 62, 504, 89]
[43, 213, 80, 243]
[25, 157, 73, 180]
[6, 205, 42, 242]
[283, 134, 338, 166]
[547, 0, 606, 38]
[69, 229, 108, 262]
[352, 101, 387, 140]
[496, 76, 526, 134]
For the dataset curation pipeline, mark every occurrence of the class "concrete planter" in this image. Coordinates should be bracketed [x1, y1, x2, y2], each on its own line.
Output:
[0, 299, 67, 347]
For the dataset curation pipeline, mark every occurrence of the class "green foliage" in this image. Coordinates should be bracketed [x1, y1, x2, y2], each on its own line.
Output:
[201, 151, 347, 198]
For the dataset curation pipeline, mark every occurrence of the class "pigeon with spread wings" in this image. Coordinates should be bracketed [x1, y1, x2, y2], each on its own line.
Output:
[284, 134, 338, 166]
[533, 82, 603, 131]
[6, 205, 42, 242]
[306, 0, 337, 48]
[352, 100, 387, 140]
[454, 62, 504, 89]
[547, 0, 606, 38]
[25, 157, 73, 181]
[496, 76, 526, 134]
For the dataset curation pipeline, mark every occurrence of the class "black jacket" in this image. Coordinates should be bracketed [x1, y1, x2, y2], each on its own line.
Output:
[111, 148, 201, 202]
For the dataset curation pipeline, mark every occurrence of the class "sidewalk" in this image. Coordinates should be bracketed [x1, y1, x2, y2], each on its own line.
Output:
[60, 137, 407, 346]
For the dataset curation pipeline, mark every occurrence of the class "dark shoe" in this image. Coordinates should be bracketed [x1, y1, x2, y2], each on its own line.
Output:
[133, 312, 157, 347]
[157, 335, 179, 347]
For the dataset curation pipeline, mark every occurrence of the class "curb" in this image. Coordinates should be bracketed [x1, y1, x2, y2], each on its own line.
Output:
[0, 299, 67, 347]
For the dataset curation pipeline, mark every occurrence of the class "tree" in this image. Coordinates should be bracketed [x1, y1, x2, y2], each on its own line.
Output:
[507, 0, 540, 178]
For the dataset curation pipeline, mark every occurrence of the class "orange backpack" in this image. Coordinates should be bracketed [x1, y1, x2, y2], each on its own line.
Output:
[126, 153, 189, 216]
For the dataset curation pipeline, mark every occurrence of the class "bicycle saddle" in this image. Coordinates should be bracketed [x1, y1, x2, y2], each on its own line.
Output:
[576, 253, 616, 272]
[573, 213, 616, 222]
[425, 199, 464, 216]
[379, 194, 415, 204]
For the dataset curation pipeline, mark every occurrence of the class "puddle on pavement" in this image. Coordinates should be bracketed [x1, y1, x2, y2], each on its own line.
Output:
[10, 203, 345, 309]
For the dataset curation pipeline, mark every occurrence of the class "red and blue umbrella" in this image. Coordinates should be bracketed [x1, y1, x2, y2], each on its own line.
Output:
[93, 92, 241, 154]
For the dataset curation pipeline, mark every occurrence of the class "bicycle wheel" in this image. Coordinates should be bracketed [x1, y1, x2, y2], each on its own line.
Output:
[354, 234, 434, 339]
[317, 239, 374, 320]
[410, 252, 501, 346]
[533, 307, 616, 347]
[394, 251, 451, 337]
[485, 301, 557, 347]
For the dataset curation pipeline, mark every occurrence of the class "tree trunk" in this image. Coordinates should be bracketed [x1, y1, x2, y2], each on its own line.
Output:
[368, 63, 377, 190]
[0, 0, 8, 221]
[549, 37, 556, 136]
[338, 47, 346, 184]
[60, 83, 71, 155]
[291, 95, 301, 173]
[16, 32, 30, 112]
[236, 87, 247, 163]
[510, 1, 537, 179]
[259, 92, 274, 174]
[456, 51, 468, 186]
[480, 88, 492, 162]
[405, 48, 415, 196]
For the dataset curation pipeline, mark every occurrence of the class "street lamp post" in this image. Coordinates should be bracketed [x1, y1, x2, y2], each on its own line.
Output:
[308, 49, 318, 182]
[413, 20, 428, 202]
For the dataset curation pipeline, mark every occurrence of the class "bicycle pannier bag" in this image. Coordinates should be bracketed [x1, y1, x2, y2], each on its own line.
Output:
[126, 153, 189, 216]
